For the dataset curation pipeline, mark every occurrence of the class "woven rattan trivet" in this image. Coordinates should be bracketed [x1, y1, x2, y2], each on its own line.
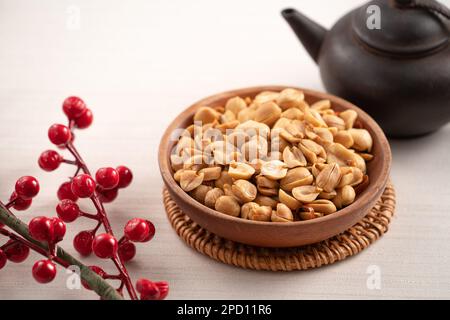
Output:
[163, 182, 396, 271]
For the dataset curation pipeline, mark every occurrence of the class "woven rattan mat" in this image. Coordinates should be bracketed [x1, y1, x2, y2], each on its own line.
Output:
[163, 182, 396, 271]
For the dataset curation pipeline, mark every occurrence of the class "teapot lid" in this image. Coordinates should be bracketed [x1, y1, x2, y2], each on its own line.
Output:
[352, 0, 450, 55]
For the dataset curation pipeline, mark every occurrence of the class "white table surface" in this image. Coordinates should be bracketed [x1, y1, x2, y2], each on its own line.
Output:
[1, 0, 449, 300]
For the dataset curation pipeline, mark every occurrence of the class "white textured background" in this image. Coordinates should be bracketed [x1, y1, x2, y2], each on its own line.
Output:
[0, 0, 449, 299]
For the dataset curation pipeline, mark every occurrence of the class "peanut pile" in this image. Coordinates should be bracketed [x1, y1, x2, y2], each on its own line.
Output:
[170, 88, 373, 222]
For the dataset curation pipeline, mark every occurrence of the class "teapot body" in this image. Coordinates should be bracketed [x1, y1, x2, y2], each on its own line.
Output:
[318, 12, 450, 137]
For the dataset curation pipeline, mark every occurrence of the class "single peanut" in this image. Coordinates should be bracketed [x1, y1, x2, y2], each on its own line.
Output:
[215, 196, 240, 217]
[180, 170, 204, 192]
[225, 97, 247, 116]
[292, 185, 322, 203]
[204, 188, 225, 209]
[256, 175, 279, 197]
[231, 180, 257, 203]
[278, 189, 301, 210]
[228, 161, 255, 180]
[194, 107, 219, 124]
[271, 203, 294, 222]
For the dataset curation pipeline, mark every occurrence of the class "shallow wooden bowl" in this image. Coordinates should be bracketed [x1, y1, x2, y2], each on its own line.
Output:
[159, 86, 391, 248]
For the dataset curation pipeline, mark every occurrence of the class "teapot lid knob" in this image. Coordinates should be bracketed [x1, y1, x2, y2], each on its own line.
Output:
[394, 0, 413, 5]
[352, 0, 449, 56]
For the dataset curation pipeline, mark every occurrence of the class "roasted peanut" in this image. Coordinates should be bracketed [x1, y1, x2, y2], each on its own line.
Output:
[215, 196, 241, 217]
[305, 109, 327, 127]
[241, 202, 259, 219]
[199, 166, 222, 181]
[180, 170, 204, 192]
[236, 120, 270, 139]
[237, 107, 256, 122]
[349, 129, 373, 152]
[261, 160, 288, 180]
[271, 204, 294, 222]
[332, 185, 356, 209]
[276, 88, 305, 110]
[194, 107, 219, 124]
[292, 185, 322, 203]
[231, 180, 257, 203]
[215, 171, 234, 189]
[204, 188, 225, 209]
[280, 167, 313, 192]
[256, 175, 279, 197]
[315, 163, 340, 193]
[190, 185, 213, 204]
[281, 107, 303, 120]
[283, 146, 307, 168]
[304, 200, 337, 215]
[249, 205, 272, 222]
[334, 131, 354, 148]
[254, 91, 279, 104]
[254, 195, 278, 209]
[278, 189, 301, 210]
[339, 109, 358, 129]
[228, 161, 255, 180]
[254, 101, 282, 127]
[225, 97, 247, 116]
[311, 99, 331, 111]
[299, 207, 316, 220]
[323, 114, 346, 130]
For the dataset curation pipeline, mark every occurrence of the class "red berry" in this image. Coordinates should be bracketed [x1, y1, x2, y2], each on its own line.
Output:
[118, 241, 136, 262]
[136, 279, 160, 300]
[63, 96, 86, 120]
[51, 217, 66, 242]
[0, 249, 7, 270]
[32, 259, 57, 284]
[96, 187, 118, 203]
[95, 167, 119, 190]
[116, 166, 133, 188]
[9, 192, 32, 211]
[57, 181, 79, 202]
[73, 231, 94, 256]
[124, 218, 155, 243]
[141, 223, 156, 242]
[38, 150, 62, 171]
[75, 108, 93, 129]
[15, 176, 40, 200]
[82, 266, 106, 290]
[71, 174, 96, 198]
[92, 233, 118, 259]
[56, 200, 80, 222]
[48, 124, 72, 146]
[4, 240, 30, 263]
[28, 217, 52, 242]
[155, 281, 169, 300]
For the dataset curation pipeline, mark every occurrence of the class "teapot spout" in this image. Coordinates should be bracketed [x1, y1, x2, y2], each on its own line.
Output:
[281, 8, 328, 64]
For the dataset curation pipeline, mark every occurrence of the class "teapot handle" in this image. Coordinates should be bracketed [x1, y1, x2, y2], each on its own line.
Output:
[395, 0, 450, 19]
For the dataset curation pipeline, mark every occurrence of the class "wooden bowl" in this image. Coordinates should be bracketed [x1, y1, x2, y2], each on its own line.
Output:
[158, 86, 391, 248]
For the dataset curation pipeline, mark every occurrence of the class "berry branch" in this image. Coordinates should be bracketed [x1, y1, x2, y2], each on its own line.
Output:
[0, 201, 122, 300]
[0, 97, 168, 300]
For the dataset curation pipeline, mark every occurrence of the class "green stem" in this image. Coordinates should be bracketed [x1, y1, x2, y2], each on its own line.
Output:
[0, 203, 123, 300]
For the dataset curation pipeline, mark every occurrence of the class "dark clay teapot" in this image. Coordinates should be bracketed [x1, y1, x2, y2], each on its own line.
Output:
[282, 0, 450, 138]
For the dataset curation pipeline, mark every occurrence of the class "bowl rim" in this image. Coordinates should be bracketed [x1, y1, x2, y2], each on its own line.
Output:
[158, 85, 391, 228]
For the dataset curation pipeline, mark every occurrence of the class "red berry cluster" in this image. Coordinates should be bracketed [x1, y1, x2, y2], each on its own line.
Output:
[1, 177, 38, 272]
[0, 97, 167, 300]
[0, 177, 62, 283]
